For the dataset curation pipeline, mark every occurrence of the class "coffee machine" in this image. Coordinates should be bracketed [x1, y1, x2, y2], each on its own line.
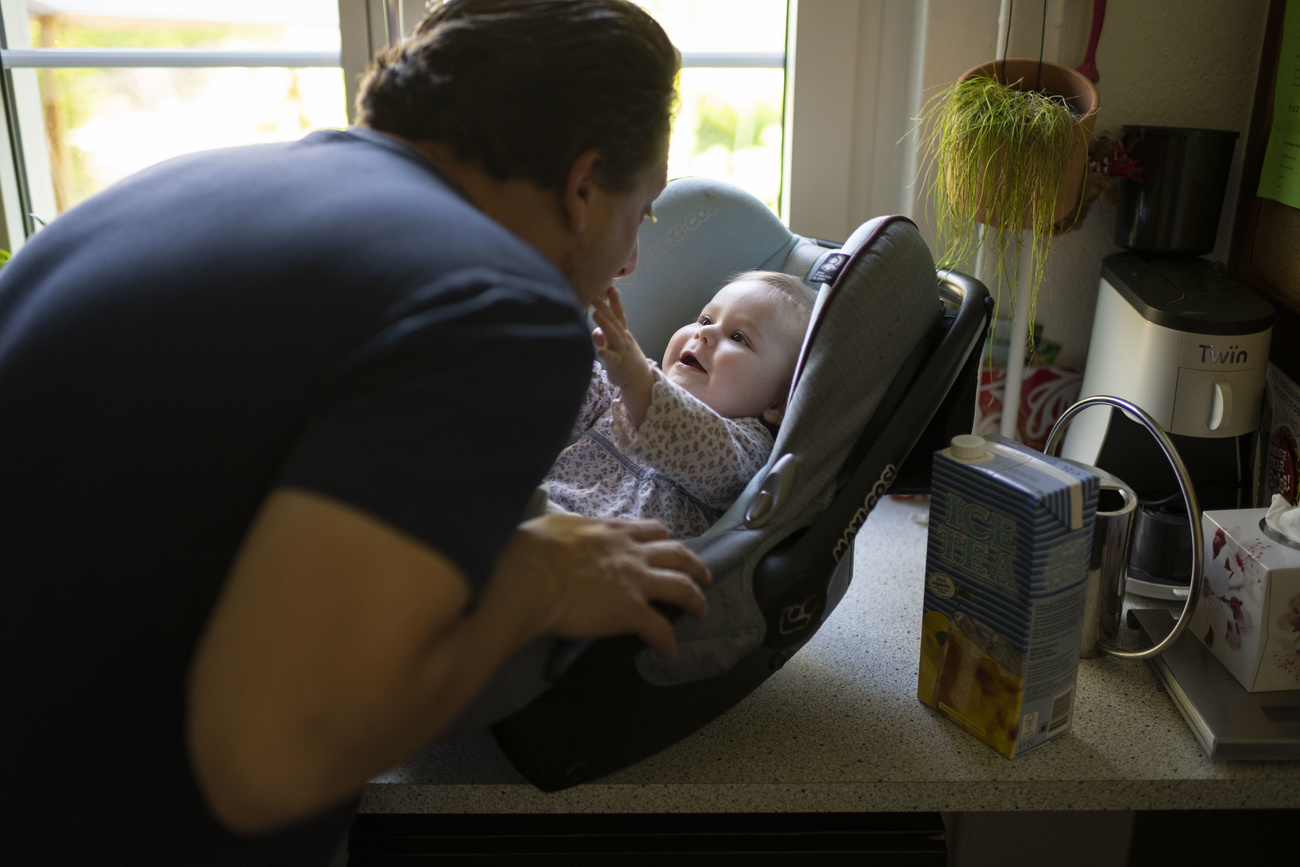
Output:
[1060, 125, 1274, 599]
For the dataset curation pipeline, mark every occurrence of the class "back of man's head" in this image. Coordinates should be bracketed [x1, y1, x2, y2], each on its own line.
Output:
[357, 0, 679, 194]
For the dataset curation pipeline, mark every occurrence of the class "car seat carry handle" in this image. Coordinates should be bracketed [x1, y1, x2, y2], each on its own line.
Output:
[492, 272, 991, 792]
[752, 271, 992, 648]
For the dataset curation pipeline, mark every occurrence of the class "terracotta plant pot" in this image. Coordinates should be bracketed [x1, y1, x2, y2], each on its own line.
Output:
[951, 58, 1100, 231]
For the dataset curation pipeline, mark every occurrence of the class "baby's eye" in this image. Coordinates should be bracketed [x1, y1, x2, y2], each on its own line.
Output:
[698, 315, 712, 326]
[730, 331, 750, 346]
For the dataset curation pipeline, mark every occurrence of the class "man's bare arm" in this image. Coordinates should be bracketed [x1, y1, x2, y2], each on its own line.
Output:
[186, 488, 708, 836]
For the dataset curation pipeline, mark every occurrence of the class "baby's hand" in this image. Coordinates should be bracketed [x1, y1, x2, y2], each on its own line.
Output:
[591, 287, 654, 391]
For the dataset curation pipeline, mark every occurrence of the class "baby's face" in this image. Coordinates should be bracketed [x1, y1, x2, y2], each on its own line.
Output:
[660, 278, 807, 422]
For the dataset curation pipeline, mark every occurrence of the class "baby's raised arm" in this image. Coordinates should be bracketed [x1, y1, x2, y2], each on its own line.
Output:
[590, 287, 656, 426]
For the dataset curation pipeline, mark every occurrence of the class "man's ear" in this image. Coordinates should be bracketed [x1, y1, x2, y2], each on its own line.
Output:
[563, 149, 604, 235]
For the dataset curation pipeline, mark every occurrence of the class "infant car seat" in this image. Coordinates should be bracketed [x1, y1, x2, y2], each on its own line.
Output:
[489, 177, 993, 790]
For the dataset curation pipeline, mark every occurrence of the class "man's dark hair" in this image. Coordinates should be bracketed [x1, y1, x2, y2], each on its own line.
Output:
[357, 0, 679, 193]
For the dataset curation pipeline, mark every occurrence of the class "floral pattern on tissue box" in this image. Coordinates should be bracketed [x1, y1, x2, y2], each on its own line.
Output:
[1189, 508, 1300, 692]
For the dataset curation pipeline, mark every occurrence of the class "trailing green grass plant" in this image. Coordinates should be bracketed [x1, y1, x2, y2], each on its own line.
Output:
[919, 71, 1085, 350]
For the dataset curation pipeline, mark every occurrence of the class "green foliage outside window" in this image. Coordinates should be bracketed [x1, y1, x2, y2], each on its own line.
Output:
[694, 98, 782, 155]
[26, 12, 785, 216]
[27, 14, 336, 214]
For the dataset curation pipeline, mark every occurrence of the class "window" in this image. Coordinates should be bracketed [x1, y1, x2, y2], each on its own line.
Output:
[0, 0, 346, 240]
[638, 0, 788, 213]
[0, 1, 841, 254]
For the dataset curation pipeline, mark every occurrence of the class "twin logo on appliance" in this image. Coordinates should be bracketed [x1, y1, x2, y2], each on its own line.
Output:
[1198, 343, 1249, 365]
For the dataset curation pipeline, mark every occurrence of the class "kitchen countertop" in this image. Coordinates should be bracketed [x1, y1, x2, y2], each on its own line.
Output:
[360, 496, 1300, 816]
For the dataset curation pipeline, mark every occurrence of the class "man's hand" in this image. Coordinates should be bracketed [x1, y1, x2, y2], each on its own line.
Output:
[488, 512, 711, 661]
[187, 495, 711, 837]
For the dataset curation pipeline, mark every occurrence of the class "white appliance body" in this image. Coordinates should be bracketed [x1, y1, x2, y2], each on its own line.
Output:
[1059, 253, 1274, 601]
[1061, 278, 1271, 466]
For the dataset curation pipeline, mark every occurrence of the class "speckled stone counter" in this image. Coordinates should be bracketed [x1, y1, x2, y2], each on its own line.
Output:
[360, 496, 1300, 816]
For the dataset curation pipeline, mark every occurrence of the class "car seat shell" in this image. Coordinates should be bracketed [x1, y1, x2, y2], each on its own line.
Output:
[490, 178, 993, 790]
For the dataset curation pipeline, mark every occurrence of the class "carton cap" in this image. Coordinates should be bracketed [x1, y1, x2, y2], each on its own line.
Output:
[949, 434, 989, 461]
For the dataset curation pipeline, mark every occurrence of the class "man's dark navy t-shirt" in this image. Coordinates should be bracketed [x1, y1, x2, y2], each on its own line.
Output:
[0, 128, 592, 865]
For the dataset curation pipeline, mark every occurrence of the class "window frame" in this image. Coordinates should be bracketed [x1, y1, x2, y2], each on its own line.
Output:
[0, 0, 924, 254]
[782, 0, 929, 242]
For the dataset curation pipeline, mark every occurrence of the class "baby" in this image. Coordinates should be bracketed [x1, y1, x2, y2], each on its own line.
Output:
[544, 270, 817, 538]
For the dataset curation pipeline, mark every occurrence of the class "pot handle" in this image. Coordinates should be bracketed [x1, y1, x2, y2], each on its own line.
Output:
[1044, 395, 1203, 661]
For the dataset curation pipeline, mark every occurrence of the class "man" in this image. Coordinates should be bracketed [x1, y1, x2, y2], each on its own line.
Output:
[0, 1, 706, 864]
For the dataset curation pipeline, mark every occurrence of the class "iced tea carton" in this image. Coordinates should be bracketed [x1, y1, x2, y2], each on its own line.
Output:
[917, 434, 1098, 758]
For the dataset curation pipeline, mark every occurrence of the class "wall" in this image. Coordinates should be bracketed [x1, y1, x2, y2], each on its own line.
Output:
[783, 0, 929, 240]
[908, 0, 1271, 369]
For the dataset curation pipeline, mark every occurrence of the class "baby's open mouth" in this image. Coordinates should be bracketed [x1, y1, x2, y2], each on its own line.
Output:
[678, 351, 706, 373]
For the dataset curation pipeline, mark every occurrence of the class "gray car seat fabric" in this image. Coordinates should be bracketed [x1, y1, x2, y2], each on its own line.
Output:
[443, 177, 943, 734]
[627, 201, 942, 686]
[613, 176, 829, 362]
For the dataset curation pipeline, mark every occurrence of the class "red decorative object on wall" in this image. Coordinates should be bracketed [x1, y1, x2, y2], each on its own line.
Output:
[977, 366, 1084, 452]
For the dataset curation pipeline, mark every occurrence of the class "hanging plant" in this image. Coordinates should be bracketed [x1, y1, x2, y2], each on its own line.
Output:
[919, 59, 1099, 338]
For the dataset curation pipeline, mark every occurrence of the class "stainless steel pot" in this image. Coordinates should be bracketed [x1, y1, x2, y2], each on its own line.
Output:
[1045, 395, 1204, 660]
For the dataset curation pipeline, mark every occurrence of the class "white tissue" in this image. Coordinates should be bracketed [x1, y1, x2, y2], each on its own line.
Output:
[1265, 493, 1300, 543]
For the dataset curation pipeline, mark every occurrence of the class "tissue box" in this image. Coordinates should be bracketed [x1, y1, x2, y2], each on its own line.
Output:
[1189, 508, 1300, 692]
